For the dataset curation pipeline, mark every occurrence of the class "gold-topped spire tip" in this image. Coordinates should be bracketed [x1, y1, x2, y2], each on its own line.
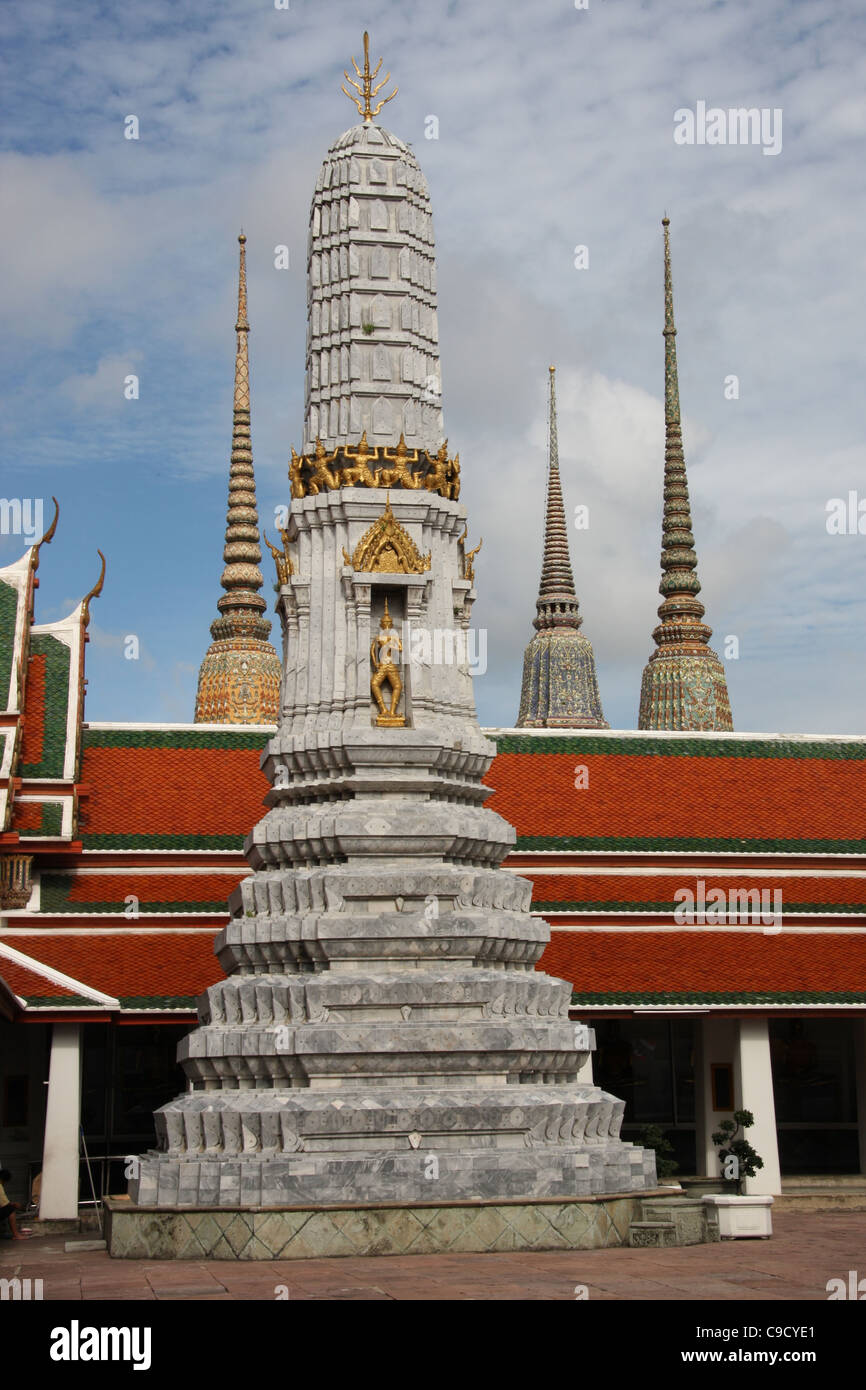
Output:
[342, 31, 398, 122]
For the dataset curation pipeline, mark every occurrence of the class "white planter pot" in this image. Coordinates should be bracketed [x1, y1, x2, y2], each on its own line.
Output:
[702, 1194, 773, 1239]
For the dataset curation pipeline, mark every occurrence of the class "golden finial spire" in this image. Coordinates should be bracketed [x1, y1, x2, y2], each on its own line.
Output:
[342, 31, 398, 122]
[235, 232, 249, 410]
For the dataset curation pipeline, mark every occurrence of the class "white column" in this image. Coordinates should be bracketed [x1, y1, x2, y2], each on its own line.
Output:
[855, 1020, 866, 1176]
[39, 1023, 82, 1220]
[577, 1052, 593, 1084]
[733, 1017, 782, 1195]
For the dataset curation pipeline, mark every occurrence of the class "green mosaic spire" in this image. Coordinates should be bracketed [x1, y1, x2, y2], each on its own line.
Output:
[638, 218, 733, 732]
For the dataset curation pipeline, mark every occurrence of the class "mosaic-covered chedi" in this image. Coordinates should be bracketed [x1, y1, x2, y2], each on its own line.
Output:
[130, 36, 656, 1208]
[638, 217, 733, 731]
[517, 366, 608, 729]
[194, 234, 281, 725]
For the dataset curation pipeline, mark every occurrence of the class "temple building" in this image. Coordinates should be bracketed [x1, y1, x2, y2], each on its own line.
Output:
[517, 366, 608, 729]
[193, 233, 281, 725]
[1, 42, 865, 1233]
[638, 218, 733, 732]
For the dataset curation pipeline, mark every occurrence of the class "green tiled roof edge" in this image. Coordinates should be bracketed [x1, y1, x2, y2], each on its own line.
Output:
[118, 995, 199, 1008]
[82, 728, 271, 751]
[492, 733, 866, 760]
[80, 832, 246, 849]
[18, 802, 64, 838]
[0, 578, 20, 712]
[517, 834, 866, 853]
[21, 633, 71, 778]
[22, 994, 100, 1007]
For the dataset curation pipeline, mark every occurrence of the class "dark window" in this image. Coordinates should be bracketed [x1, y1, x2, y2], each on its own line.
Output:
[2, 1075, 29, 1127]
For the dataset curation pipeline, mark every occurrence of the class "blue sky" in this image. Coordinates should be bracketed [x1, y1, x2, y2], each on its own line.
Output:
[1, 0, 865, 732]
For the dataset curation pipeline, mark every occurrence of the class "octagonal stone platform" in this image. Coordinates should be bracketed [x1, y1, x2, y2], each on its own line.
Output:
[106, 1190, 676, 1261]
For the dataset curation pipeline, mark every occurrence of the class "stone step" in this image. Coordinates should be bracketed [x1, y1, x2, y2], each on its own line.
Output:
[774, 1192, 866, 1212]
[781, 1175, 866, 1191]
[628, 1221, 678, 1248]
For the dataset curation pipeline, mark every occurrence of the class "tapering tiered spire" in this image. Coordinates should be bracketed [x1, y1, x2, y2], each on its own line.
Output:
[516, 368, 608, 728]
[637, 217, 732, 731]
[194, 234, 281, 724]
[534, 367, 582, 631]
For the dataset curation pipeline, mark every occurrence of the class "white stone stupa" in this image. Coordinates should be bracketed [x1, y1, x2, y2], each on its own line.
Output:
[120, 35, 656, 1255]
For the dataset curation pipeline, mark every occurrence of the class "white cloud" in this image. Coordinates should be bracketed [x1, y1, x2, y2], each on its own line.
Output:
[5, 0, 866, 733]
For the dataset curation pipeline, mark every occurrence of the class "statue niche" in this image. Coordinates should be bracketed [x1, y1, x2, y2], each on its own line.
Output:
[371, 596, 406, 727]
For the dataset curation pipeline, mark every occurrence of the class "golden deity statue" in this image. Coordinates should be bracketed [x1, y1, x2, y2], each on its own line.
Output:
[370, 597, 406, 726]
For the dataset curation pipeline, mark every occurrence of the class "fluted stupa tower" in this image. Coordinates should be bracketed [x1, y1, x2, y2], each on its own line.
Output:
[128, 37, 654, 1238]
[638, 218, 733, 731]
[517, 367, 608, 728]
[194, 234, 281, 724]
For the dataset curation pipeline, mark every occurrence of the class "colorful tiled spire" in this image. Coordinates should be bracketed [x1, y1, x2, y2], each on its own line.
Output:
[516, 368, 608, 728]
[534, 366, 582, 631]
[194, 234, 281, 725]
[638, 217, 732, 731]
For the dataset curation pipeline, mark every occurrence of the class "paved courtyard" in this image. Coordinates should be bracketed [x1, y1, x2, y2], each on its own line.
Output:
[2, 1211, 862, 1300]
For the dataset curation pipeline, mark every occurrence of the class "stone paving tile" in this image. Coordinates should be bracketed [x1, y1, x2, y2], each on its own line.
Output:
[148, 1283, 225, 1296]
[2, 1212, 863, 1301]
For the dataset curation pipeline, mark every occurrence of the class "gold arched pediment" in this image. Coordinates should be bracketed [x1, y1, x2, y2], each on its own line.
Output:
[344, 496, 431, 573]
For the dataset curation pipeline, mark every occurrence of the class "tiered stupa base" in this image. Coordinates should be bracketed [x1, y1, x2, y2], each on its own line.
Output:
[115, 488, 657, 1259]
[127, 847, 655, 1212]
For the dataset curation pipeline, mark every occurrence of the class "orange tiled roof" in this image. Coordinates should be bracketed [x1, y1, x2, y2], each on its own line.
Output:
[80, 733, 270, 848]
[74, 728, 866, 853]
[19, 652, 46, 766]
[9, 931, 221, 1007]
[485, 746, 866, 849]
[539, 930, 866, 1003]
[525, 872, 866, 914]
[40, 871, 247, 914]
[0, 957, 80, 1001]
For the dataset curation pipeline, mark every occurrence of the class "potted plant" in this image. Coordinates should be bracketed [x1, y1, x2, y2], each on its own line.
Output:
[703, 1110, 773, 1238]
[712, 1110, 763, 1192]
[637, 1124, 679, 1182]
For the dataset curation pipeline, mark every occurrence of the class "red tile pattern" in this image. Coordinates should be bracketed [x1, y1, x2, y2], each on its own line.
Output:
[80, 746, 269, 840]
[526, 873, 866, 910]
[19, 652, 46, 767]
[10, 800, 44, 832]
[9, 932, 222, 1001]
[485, 752, 866, 843]
[0, 957, 78, 999]
[58, 872, 246, 906]
[538, 930, 866, 996]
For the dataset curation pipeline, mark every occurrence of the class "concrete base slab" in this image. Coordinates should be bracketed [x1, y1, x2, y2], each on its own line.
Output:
[105, 1190, 677, 1260]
